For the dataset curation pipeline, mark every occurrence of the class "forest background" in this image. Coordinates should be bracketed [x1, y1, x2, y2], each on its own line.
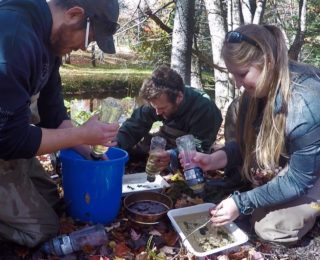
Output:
[6, 1, 320, 258]
[61, 0, 320, 121]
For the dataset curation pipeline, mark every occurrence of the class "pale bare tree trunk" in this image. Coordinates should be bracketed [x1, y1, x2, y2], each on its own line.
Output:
[252, 0, 266, 24]
[63, 53, 71, 64]
[241, 0, 253, 24]
[190, 0, 204, 90]
[171, 0, 196, 85]
[204, 0, 230, 112]
[232, 0, 241, 29]
[227, 0, 232, 31]
[288, 0, 307, 60]
[191, 51, 203, 89]
[227, 0, 241, 30]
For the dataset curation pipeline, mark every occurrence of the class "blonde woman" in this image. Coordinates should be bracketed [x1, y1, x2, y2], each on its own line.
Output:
[187, 24, 320, 244]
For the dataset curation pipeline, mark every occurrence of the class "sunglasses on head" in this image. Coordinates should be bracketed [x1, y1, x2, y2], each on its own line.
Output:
[225, 31, 259, 48]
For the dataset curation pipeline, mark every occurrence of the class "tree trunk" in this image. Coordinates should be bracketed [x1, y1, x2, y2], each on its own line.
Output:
[91, 44, 96, 67]
[227, 0, 232, 31]
[170, 0, 196, 85]
[204, 0, 230, 112]
[64, 53, 71, 64]
[241, 0, 253, 24]
[252, 0, 266, 24]
[232, 0, 241, 29]
[288, 0, 307, 60]
[191, 47, 203, 89]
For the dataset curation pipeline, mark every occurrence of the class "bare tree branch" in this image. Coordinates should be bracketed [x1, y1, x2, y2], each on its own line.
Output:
[145, 7, 227, 73]
[145, 6, 173, 33]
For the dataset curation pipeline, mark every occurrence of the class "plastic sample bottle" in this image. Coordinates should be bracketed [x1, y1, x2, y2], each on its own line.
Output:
[145, 136, 167, 182]
[41, 224, 108, 256]
[176, 134, 205, 194]
[91, 97, 123, 160]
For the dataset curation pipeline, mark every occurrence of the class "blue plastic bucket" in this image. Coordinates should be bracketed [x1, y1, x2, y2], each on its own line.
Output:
[60, 147, 128, 224]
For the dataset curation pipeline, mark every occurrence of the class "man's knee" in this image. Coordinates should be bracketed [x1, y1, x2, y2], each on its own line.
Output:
[253, 207, 316, 244]
[17, 216, 59, 248]
[0, 210, 59, 248]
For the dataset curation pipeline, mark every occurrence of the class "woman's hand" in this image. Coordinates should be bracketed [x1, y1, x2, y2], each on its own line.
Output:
[191, 152, 216, 171]
[179, 149, 228, 171]
[209, 197, 240, 226]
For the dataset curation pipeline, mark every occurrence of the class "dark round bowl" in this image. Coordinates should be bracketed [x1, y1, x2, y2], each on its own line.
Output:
[123, 191, 173, 224]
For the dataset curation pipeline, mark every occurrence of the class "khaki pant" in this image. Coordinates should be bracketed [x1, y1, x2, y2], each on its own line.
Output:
[252, 174, 320, 244]
[0, 158, 60, 247]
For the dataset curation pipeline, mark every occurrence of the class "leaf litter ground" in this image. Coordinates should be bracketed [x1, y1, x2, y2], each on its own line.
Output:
[1, 154, 320, 260]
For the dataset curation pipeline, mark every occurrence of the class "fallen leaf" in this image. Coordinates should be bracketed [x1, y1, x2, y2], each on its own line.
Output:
[59, 217, 76, 234]
[159, 246, 178, 255]
[135, 251, 148, 260]
[105, 222, 121, 232]
[227, 246, 248, 259]
[248, 248, 264, 260]
[170, 172, 184, 181]
[149, 229, 162, 236]
[162, 231, 179, 246]
[109, 240, 117, 249]
[187, 196, 204, 205]
[15, 246, 29, 258]
[217, 255, 230, 260]
[81, 244, 95, 254]
[115, 242, 131, 257]
[112, 230, 127, 241]
[175, 197, 190, 208]
[130, 228, 141, 241]
[88, 256, 110, 260]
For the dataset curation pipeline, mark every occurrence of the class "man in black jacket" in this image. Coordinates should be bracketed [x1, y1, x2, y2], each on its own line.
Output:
[0, 0, 119, 247]
[117, 65, 222, 171]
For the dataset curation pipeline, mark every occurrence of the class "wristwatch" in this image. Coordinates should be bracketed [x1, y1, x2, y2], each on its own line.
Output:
[232, 191, 254, 215]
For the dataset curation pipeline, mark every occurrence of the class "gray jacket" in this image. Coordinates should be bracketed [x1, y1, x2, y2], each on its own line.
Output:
[226, 63, 320, 214]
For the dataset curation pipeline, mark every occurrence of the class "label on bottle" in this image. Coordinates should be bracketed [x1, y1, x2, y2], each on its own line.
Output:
[184, 167, 205, 194]
[145, 152, 160, 182]
[60, 236, 73, 255]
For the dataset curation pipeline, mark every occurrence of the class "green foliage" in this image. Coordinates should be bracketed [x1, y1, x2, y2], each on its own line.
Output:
[60, 64, 151, 99]
[302, 0, 320, 67]
[129, 3, 174, 67]
[145, 236, 166, 260]
[264, 0, 320, 67]
[131, 26, 172, 66]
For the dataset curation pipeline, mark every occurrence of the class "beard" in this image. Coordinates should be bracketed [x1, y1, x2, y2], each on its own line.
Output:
[50, 24, 69, 56]
[50, 22, 84, 56]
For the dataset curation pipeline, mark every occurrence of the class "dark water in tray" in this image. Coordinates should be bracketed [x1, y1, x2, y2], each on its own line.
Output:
[128, 200, 168, 214]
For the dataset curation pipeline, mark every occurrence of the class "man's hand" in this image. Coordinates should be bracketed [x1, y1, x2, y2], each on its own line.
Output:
[81, 115, 119, 147]
[152, 150, 170, 171]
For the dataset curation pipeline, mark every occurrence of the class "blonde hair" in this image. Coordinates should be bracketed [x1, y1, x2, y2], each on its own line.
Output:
[222, 24, 291, 182]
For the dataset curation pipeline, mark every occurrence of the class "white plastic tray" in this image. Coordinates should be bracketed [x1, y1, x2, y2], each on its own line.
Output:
[122, 172, 170, 196]
[167, 203, 248, 257]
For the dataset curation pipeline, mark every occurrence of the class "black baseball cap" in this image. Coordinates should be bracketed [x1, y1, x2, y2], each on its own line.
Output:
[76, 0, 119, 53]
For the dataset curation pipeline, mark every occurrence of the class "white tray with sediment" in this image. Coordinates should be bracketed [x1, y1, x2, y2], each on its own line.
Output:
[167, 203, 249, 257]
